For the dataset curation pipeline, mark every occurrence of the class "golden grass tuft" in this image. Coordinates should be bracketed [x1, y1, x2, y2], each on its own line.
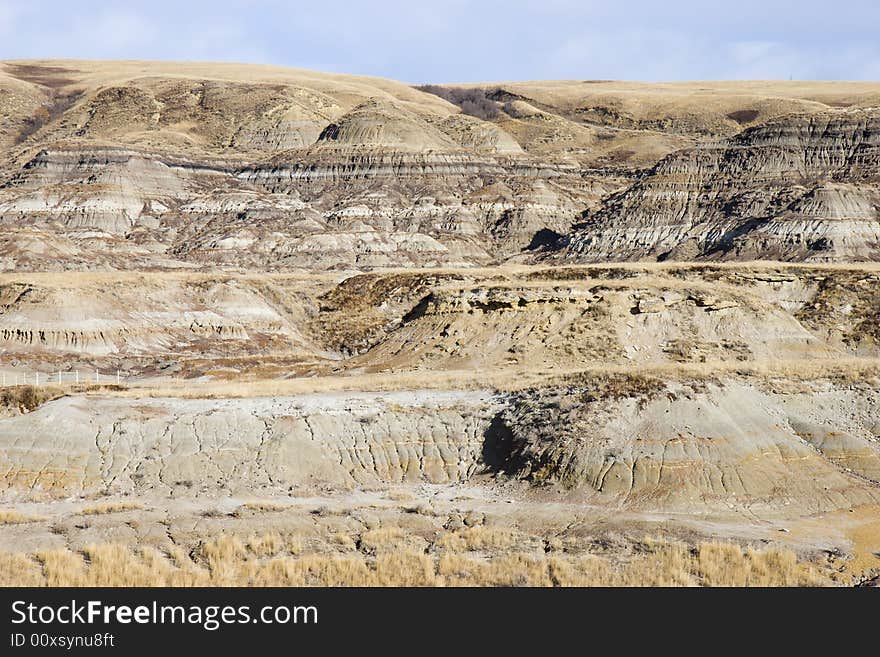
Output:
[330, 532, 357, 551]
[0, 552, 44, 586]
[245, 532, 286, 557]
[34, 549, 88, 587]
[234, 500, 290, 515]
[436, 526, 519, 552]
[694, 542, 827, 587]
[360, 527, 428, 554]
[439, 552, 554, 586]
[79, 500, 143, 515]
[0, 509, 44, 525]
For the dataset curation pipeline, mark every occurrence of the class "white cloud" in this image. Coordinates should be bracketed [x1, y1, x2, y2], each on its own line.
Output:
[0, 0, 876, 81]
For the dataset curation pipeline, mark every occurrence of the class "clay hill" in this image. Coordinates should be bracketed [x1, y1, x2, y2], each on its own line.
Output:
[0, 60, 877, 271]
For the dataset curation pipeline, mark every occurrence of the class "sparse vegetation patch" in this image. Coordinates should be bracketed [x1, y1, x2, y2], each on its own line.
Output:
[417, 85, 502, 120]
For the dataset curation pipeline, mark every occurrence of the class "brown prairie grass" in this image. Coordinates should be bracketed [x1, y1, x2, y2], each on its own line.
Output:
[245, 532, 304, 557]
[0, 534, 835, 587]
[330, 532, 357, 550]
[0, 509, 44, 525]
[0, 552, 44, 586]
[0, 385, 64, 413]
[1, 384, 127, 413]
[360, 527, 428, 554]
[436, 526, 519, 552]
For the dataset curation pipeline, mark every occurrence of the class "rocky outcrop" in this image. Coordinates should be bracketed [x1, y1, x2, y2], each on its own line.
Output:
[314, 99, 456, 150]
[0, 144, 601, 269]
[0, 146, 231, 236]
[353, 278, 838, 372]
[0, 391, 500, 496]
[559, 109, 880, 262]
[488, 378, 880, 513]
[4, 264, 874, 377]
[2, 378, 878, 517]
[0, 276, 325, 366]
[0, 64, 616, 268]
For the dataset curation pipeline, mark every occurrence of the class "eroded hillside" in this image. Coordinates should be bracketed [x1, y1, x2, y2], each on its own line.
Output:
[0, 61, 878, 269]
[0, 61, 879, 585]
[0, 264, 878, 583]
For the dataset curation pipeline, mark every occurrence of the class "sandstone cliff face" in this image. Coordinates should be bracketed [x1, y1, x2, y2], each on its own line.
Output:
[0, 274, 337, 384]
[559, 109, 880, 262]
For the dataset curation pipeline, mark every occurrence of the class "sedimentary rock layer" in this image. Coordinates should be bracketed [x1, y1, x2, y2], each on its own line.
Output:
[559, 110, 880, 262]
[1, 61, 878, 269]
[1, 265, 877, 374]
[1, 378, 878, 516]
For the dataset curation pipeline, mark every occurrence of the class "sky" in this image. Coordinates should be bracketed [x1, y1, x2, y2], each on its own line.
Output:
[0, 0, 878, 82]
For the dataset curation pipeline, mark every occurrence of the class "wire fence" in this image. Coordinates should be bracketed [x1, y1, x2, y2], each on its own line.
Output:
[0, 370, 126, 387]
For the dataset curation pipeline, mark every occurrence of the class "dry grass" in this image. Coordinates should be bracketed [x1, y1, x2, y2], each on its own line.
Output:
[0, 552, 44, 586]
[78, 500, 143, 515]
[245, 532, 304, 557]
[0, 533, 835, 587]
[0, 383, 130, 410]
[436, 526, 519, 552]
[0, 385, 64, 412]
[71, 355, 879, 401]
[234, 500, 290, 516]
[0, 509, 43, 524]
[0, 354, 867, 413]
[360, 527, 428, 554]
[385, 489, 415, 502]
[3, 261, 874, 291]
[330, 532, 357, 551]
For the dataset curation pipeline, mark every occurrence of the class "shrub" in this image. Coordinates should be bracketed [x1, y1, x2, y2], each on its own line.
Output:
[79, 501, 143, 516]
[417, 85, 501, 120]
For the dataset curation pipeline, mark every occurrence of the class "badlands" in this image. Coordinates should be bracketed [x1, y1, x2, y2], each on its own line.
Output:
[0, 61, 879, 585]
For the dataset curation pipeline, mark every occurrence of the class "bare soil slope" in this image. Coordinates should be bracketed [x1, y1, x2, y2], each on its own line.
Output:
[0, 264, 878, 584]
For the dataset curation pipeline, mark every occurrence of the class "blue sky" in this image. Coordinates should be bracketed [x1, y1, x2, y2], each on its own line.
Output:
[1, 1, 878, 82]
